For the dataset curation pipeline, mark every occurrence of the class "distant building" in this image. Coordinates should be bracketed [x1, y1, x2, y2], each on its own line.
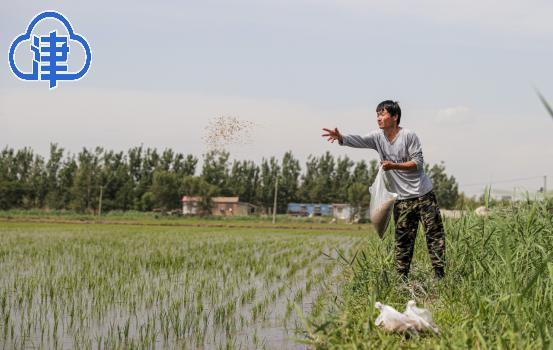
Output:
[181, 196, 202, 215]
[181, 196, 257, 216]
[287, 203, 352, 220]
[211, 197, 257, 216]
[332, 203, 352, 220]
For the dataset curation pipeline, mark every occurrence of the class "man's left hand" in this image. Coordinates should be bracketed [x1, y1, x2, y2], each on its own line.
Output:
[381, 160, 395, 171]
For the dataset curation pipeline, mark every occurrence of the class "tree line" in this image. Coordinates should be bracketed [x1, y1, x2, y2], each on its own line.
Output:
[0, 144, 460, 215]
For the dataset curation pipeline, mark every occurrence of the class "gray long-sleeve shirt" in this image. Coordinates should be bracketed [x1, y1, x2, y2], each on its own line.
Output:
[340, 128, 433, 200]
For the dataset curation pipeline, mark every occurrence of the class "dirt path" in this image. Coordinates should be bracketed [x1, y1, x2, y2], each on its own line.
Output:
[0, 216, 369, 231]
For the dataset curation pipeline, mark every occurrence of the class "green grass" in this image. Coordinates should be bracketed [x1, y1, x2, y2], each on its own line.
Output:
[304, 202, 553, 349]
[1, 204, 551, 349]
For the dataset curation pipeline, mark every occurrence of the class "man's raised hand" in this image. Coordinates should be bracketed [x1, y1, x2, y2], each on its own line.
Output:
[322, 127, 342, 143]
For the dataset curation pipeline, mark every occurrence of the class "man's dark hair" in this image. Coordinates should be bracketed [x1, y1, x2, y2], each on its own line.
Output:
[376, 100, 401, 125]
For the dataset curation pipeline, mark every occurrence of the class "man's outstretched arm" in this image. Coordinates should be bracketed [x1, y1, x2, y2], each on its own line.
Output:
[322, 127, 376, 149]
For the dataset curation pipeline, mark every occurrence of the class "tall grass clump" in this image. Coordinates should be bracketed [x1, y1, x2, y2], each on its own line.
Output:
[307, 201, 553, 349]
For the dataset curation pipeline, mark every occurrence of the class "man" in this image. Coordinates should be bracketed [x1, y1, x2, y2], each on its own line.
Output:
[322, 100, 445, 279]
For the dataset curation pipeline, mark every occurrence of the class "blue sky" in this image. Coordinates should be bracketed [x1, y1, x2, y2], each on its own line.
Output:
[2, 0, 553, 197]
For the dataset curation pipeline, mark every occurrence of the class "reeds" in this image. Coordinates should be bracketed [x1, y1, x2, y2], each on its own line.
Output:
[307, 201, 553, 348]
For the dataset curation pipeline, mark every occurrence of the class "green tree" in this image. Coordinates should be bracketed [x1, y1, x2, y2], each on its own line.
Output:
[350, 160, 370, 187]
[201, 150, 230, 195]
[0, 148, 28, 209]
[13, 148, 34, 184]
[348, 182, 370, 222]
[298, 155, 317, 203]
[44, 143, 65, 209]
[0, 179, 27, 209]
[130, 147, 161, 210]
[333, 155, 354, 203]
[278, 151, 301, 212]
[6, 147, 39, 208]
[58, 156, 77, 209]
[228, 160, 259, 204]
[257, 157, 280, 211]
[299, 152, 335, 203]
[98, 150, 133, 211]
[425, 161, 459, 209]
[174, 154, 197, 178]
[159, 149, 174, 171]
[139, 192, 155, 211]
[0, 148, 16, 182]
[26, 154, 47, 208]
[314, 152, 336, 203]
[150, 170, 181, 210]
[70, 148, 102, 213]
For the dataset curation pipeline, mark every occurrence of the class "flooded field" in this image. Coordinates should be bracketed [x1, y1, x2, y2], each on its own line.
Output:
[0, 222, 365, 349]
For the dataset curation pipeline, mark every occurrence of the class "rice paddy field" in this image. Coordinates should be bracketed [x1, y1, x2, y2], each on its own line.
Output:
[0, 219, 364, 349]
[1, 202, 552, 349]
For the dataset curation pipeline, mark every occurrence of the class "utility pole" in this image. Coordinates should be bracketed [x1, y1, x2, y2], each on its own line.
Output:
[272, 177, 278, 224]
[544, 175, 548, 199]
[98, 178, 112, 216]
[98, 185, 103, 216]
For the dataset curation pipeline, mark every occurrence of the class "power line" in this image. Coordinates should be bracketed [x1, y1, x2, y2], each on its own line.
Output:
[461, 175, 546, 188]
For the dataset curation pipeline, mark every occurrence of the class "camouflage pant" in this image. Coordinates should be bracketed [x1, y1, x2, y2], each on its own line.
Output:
[393, 191, 445, 278]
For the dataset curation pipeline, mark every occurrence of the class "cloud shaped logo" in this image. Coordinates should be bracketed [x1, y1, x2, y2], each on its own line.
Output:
[8, 11, 92, 89]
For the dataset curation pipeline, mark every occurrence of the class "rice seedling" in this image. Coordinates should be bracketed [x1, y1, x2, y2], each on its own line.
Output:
[0, 221, 363, 349]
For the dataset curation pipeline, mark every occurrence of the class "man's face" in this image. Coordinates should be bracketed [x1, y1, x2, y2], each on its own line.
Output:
[377, 109, 398, 129]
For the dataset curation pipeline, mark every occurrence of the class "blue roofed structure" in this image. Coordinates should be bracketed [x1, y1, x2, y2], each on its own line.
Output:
[287, 203, 333, 217]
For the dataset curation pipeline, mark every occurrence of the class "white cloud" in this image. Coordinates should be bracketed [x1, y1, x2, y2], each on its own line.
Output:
[435, 106, 473, 125]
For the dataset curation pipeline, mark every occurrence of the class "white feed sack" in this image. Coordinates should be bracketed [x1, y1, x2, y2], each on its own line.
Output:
[374, 300, 439, 334]
[369, 166, 398, 238]
[374, 302, 416, 333]
[370, 197, 396, 237]
[404, 300, 439, 334]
